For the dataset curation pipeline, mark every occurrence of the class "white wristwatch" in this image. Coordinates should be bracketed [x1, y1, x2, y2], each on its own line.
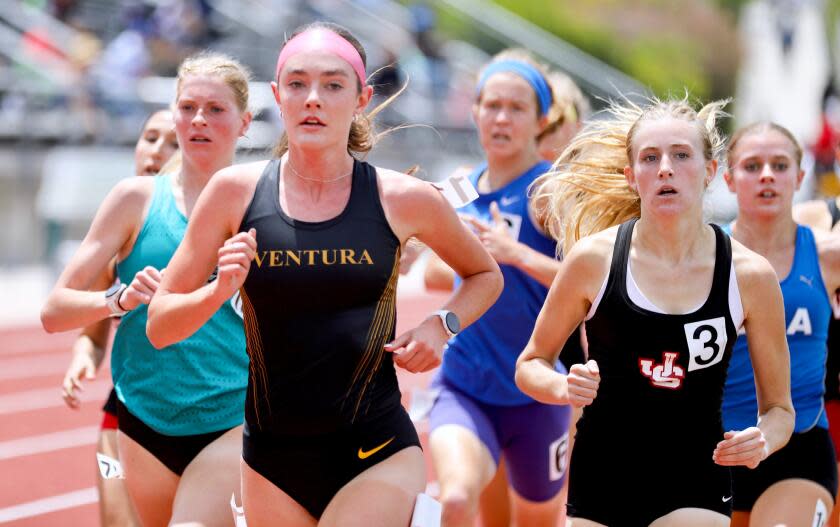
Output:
[105, 283, 129, 318]
[431, 310, 461, 338]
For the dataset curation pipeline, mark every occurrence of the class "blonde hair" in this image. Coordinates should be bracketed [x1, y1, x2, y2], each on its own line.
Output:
[272, 22, 405, 158]
[476, 48, 553, 120]
[176, 51, 251, 112]
[536, 95, 728, 255]
[537, 70, 589, 143]
[727, 121, 803, 169]
[159, 52, 251, 175]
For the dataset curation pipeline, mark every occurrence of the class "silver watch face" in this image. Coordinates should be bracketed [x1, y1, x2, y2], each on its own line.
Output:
[444, 311, 460, 334]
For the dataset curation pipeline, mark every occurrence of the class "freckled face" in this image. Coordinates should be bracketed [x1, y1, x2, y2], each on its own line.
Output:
[174, 75, 247, 164]
[626, 117, 714, 216]
[273, 51, 370, 151]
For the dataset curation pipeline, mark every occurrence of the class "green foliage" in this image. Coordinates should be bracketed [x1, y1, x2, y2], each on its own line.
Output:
[625, 38, 709, 99]
[430, 0, 739, 101]
[828, 0, 840, 43]
[712, 0, 750, 15]
[495, 0, 716, 99]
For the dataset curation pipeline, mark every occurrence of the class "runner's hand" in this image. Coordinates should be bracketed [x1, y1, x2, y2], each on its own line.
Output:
[62, 347, 97, 409]
[461, 202, 520, 265]
[214, 229, 257, 299]
[384, 317, 447, 373]
[121, 266, 163, 310]
[566, 360, 600, 408]
[713, 427, 768, 468]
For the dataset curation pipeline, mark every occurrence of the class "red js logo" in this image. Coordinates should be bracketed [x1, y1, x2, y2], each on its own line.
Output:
[639, 352, 684, 389]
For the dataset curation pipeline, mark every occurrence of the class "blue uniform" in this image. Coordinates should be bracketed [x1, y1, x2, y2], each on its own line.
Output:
[431, 160, 570, 503]
[723, 225, 831, 433]
[721, 224, 837, 511]
[112, 174, 248, 436]
[441, 160, 561, 405]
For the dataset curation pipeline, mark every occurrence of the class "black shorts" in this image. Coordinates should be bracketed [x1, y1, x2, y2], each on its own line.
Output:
[731, 426, 838, 511]
[116, 399, 233, 476]
[102, 388, 118, 416]
[567, 433, 732, 526]
[242, 405, 421, 519]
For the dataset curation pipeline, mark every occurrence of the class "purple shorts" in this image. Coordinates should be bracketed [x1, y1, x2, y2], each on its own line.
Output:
[429, 374, 572, 502]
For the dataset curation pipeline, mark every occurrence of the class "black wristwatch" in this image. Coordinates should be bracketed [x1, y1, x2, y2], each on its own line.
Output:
[432, 310, 460, 338]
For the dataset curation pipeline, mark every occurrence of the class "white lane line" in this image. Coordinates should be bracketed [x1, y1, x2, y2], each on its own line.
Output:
[0, 426, 99, 460]
[0, 333, 75, 357]
[0, 352, 80, 381]
[0, 487, 97, 523]
[0, 381, 112, 415]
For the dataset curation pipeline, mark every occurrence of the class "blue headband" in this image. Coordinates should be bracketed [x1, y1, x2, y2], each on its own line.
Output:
[476, 60, 553, 117]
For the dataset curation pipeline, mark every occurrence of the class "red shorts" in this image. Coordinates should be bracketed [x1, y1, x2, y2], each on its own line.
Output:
[100, 388, 118, 430]
[101, 411, 118, 430]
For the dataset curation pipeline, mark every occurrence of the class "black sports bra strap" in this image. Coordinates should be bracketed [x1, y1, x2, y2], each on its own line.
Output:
[238, 160, 281, 232]
[609, 219, 731, 311]
[707, 223, 732, 306]
[827, 198, 840, 228]
[351, 159, 380, 208]
[266, 158, 280, 186]
[609, 218, 638, 294]
[260, 159, 280, 203]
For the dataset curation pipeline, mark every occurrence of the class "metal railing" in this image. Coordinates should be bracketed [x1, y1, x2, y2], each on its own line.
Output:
[0, 0, 649, 146]
[435, 0, 650, 102]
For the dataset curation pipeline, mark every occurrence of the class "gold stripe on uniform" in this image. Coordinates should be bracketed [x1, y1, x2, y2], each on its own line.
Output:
[240, 288, 272, 429]
[345, 246, 401, 420]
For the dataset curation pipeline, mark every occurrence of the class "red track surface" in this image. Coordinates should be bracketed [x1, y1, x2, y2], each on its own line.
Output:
[0, 291, 448, 526]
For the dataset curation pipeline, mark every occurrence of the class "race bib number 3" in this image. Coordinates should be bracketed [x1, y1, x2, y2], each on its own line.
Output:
[684, 317, 727, 372]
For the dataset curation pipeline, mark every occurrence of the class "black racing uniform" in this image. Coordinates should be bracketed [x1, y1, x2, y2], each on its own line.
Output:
[567, 219, 736, 526]
[239, 159, 419, 518]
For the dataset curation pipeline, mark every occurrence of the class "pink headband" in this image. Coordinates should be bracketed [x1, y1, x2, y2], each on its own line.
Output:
[275, 29, 366, 84]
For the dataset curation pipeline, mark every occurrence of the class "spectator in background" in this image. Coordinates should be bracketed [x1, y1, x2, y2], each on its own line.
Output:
[153, 0, 216, 49]
[49, 0, 81, 23]
[88, 11, 151, 123]
[369, 48, 405, 100]
[812, 81, 840, 197]
[409, 2, 449, 98]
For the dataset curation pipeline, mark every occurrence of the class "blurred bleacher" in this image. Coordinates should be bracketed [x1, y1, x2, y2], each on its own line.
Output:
[0, 0, 648, 148]
[0, 0, 652, 272]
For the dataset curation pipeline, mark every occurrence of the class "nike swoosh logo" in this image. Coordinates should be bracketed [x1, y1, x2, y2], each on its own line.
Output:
[722, 495, 732, 503]
[358, 436, 395, 460]
[500, 196, 520, 207]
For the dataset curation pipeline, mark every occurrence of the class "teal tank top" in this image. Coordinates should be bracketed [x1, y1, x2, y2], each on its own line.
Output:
[112, 174, 248, 435]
